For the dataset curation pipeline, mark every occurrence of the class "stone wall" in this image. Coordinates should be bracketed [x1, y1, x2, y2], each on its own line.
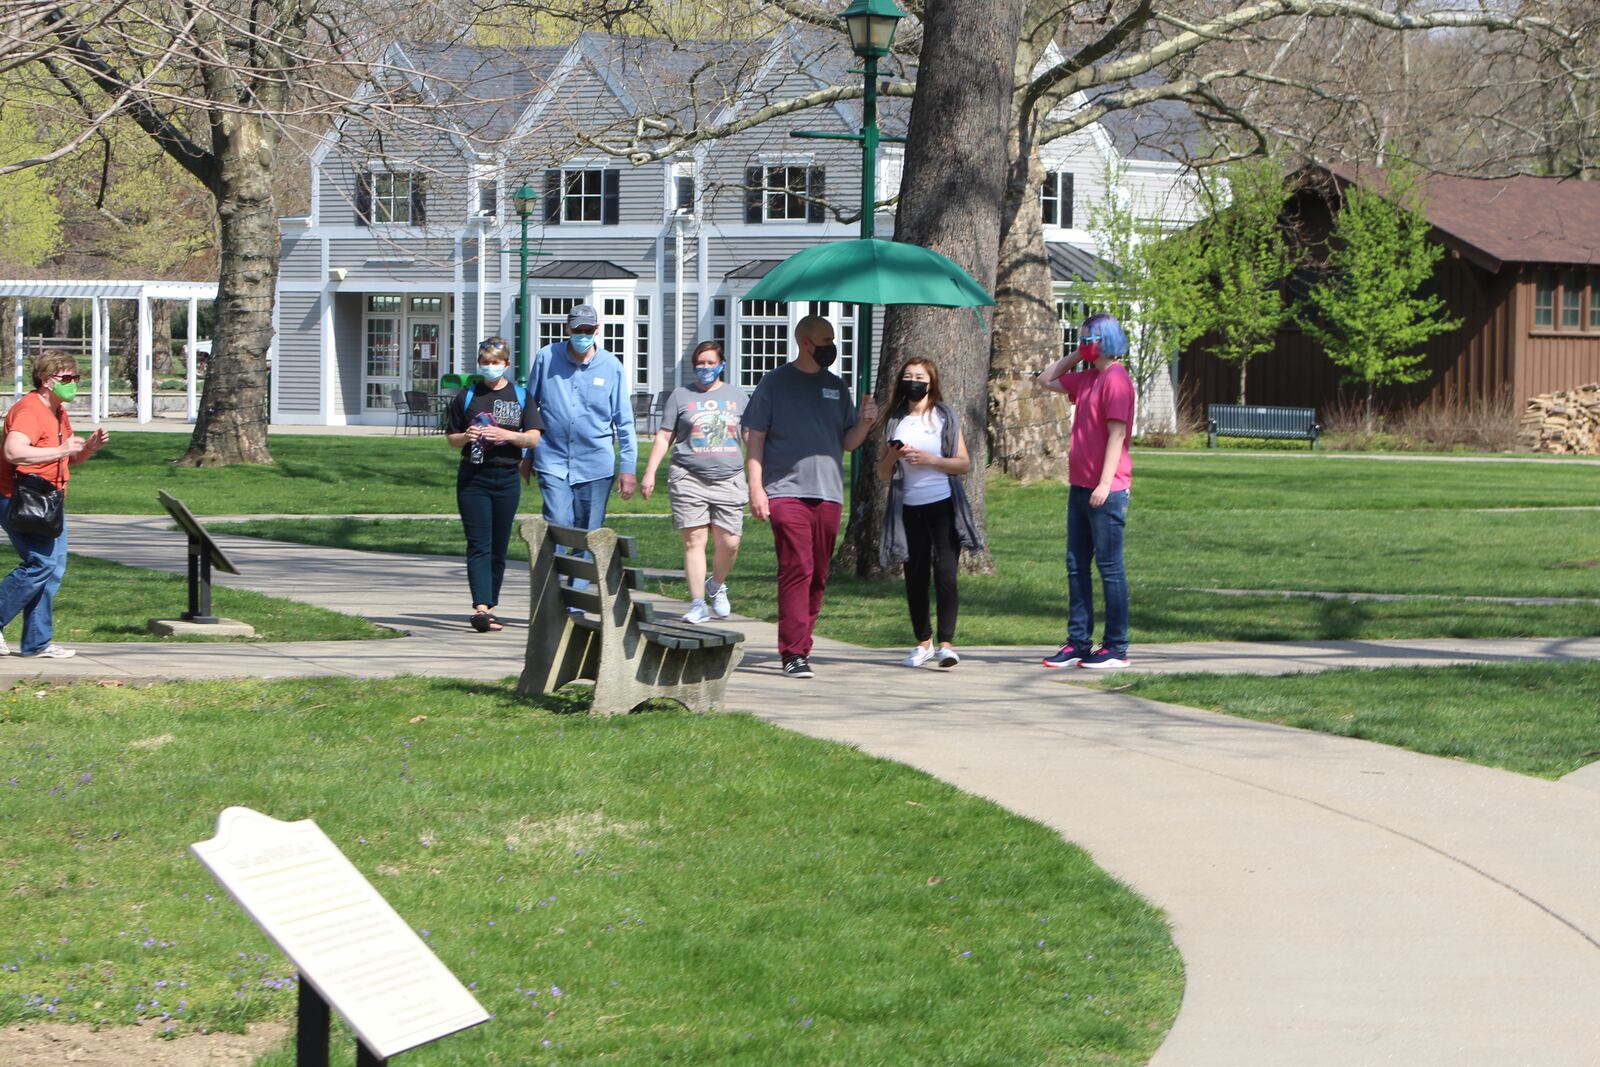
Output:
[1519, 385, 1600, 454]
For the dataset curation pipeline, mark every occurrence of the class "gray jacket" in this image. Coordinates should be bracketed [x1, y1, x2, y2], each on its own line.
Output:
[879, 401, 984, 568]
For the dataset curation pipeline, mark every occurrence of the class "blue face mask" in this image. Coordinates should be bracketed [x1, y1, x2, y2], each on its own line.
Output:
[478, 363, 509, 382]
[694, 364, 723, 386]
[569, 333, 596, 354]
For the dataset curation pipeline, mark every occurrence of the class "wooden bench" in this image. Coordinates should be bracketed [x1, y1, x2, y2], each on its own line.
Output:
[516, 517, 745, 715]
[1207, 404, 1321, 449]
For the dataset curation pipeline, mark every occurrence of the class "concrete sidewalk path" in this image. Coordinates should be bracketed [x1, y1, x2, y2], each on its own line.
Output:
[15, 516, 1600, 1065]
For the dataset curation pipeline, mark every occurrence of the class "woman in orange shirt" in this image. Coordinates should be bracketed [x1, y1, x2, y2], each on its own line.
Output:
[0, 351, 108, 657]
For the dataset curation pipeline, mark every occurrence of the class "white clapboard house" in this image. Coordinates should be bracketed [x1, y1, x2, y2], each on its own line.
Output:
[273, 29, 1201, 426]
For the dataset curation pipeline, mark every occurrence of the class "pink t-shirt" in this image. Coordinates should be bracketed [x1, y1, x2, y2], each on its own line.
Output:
[1060, 361, 1135, 491]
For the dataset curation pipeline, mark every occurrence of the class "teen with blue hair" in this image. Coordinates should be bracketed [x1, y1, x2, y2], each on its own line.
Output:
[1033, 312, 1135, 669]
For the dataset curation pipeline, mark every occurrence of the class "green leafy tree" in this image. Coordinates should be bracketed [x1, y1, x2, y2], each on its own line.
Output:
[1084, 162, 1210, 432]
[1195, 157, 1292, 405]
[0, 108, 63, 269]
[1297, 165, 1462, 430]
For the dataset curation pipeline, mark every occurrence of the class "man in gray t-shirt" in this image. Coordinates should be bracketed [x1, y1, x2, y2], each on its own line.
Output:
[744, 315, 878, 679]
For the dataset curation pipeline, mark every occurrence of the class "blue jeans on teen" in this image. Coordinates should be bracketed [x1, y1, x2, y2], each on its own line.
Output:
[456, 463, 522, 608]
[1066, 486, 1129, 656]
[537, 474, 613, 590]
[0, 495, 70, 655]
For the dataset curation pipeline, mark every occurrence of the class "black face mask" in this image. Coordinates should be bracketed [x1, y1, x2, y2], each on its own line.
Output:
[901, 379, 929, 402]
[811, 343, 838, 369]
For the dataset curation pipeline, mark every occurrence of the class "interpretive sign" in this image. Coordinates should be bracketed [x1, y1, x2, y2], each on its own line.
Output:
[157, 490, 238, 623]
[192, 807, 490, 1060]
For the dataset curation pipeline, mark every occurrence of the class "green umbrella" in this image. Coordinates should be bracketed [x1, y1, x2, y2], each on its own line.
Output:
[743, 238, 995, 307]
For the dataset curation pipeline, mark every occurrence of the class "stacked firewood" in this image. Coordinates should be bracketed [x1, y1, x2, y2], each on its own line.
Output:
[1520, 385, 1600, 454]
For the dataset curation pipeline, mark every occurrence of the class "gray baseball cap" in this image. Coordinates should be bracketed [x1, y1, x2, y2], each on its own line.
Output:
[567, 303, 598, 329]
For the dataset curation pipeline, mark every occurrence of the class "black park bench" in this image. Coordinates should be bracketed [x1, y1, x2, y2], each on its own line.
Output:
[1207, 404, 1321, 449]
[516, 517, 746, 715]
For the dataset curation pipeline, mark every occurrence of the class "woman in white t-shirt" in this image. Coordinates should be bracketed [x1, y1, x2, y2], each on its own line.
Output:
[874, 358, 981, 667]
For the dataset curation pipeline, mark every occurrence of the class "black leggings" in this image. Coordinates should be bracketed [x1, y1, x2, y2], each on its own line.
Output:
[457, 462, 522, 608]
[903, 497, 960, 644]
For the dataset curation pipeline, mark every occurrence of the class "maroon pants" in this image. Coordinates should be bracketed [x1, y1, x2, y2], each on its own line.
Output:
[768, 496, 843, 659]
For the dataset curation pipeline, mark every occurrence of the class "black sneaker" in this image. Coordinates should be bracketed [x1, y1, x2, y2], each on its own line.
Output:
[782, 656, 814, 679]
[1042, 643, 1090, 669]
[1078, 646, 1131, 670]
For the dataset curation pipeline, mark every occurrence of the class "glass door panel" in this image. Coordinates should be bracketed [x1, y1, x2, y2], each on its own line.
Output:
[365, 316, 401, 409]
[409, 320, 442, 395]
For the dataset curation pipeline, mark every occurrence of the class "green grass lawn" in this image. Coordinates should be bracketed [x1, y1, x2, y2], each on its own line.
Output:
[2, 556, 394, 645]
[68, 434, 662, 517]
[0, 677, 1182, 1065]
[1100, 661, 1600, 779]
[210, 448, 1600, 646]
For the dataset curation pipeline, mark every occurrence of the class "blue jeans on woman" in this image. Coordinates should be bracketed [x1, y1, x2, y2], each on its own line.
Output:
[1066, 486, 1129, 656]
[456, 463, 522, 608]
[0, 495, 70, 654]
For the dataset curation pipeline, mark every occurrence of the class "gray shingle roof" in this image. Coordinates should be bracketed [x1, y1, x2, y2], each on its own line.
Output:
[1047, 242, 1115, 283]
[527, 259, 639, 280]
[403, 42, 570, 150]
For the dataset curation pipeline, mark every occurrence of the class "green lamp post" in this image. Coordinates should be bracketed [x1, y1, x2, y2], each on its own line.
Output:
[792, 0, 907, 490]
[510, 184, 540, 383]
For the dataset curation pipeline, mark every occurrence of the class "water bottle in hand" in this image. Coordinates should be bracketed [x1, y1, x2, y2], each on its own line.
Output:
[468, 412, 494, 465]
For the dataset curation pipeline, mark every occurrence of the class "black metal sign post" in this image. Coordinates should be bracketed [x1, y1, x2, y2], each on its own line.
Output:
[298, 980, 388, 1067]
[157, 490, 239, 624]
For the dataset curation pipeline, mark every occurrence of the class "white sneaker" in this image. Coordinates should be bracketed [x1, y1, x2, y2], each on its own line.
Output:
[0, 631, 8, 656]
[28, 643, 75, 659]
[902, 644, 937, 668]
[937, 647, 960, 668]
[682, 600, 711, 624]
[707, 580, 732, 618]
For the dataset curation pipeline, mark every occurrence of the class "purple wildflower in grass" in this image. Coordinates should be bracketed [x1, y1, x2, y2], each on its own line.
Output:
[960, 951, 972, 958]
[419, 929, 430, 939]
[542, 1039, 552, 1048]
[467, 982, 476, 990]
[798, 1018, 813, 1029]
[550, 986, 561, 998]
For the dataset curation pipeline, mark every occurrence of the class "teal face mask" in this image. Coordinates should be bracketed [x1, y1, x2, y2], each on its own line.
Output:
[569, 334, 596, 354]
[478, 363, 509, 382]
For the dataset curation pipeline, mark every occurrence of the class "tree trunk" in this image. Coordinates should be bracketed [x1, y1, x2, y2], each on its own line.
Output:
[116, 303, 138, 394]
[178, 114, 276, 467]
[841, 0, 1026, 577]
[1237, 360, 1248, 406]
[152, 299, 173, 377]
[0, 298, 14, 382]
[989, 28, 1071, 484]
[50, 298, 70, 339]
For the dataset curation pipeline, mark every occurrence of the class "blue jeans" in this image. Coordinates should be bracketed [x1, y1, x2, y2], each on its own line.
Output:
[457, 463, 522, 609]
[0, 495, 70, 654]
[1066, 486, 1129, 656]
[537, 474, 614, 590]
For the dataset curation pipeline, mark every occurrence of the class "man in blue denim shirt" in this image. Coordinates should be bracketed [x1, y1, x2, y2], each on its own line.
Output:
[519, 304, 637, 542]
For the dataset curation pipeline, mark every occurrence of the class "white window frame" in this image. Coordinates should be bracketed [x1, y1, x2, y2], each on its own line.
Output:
[671, 161, 696, 215]
[561, 168, 605, 224]
[732, 298, 793, 389]
[369, 166, 414, 225]
[876, 146, 904, 206]
[471, 162, 499, 218]
[762, 164, 810, 223]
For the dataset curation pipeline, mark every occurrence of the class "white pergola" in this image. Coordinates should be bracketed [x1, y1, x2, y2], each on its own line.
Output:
[1, 279, 218, 424]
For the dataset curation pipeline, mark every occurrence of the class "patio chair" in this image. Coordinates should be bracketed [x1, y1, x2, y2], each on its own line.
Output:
[390, 389, 432, 435]
[404, 390, 441, 434]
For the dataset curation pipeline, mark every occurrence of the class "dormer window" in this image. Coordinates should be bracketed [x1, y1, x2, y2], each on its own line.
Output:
[672, 161, 696, 214]
[473, 164, 499, 218]
[745, 164, 825, 224]
[355, 166, 426, 225]
[1041, 171, 1074, 228]
[542, 167, 621, 225]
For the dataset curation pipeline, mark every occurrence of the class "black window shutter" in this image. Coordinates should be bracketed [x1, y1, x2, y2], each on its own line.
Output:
[410, 175, 426, 225]
[543, 169, 561, 225]
[602, 168, 620, 225]
[1061, 173, 1074, 229]
[806, 166, 826, 223]
[745, 166, 763, 224]
[355, 170, 372, 225]
[1040, 172, 1057, 226]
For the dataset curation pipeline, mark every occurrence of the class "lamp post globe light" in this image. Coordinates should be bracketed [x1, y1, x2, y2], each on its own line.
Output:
[511, 184, 539, 383]
[841, 0, 904, 58]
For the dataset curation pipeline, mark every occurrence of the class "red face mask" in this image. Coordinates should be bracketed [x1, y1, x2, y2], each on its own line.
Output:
[1077, 339, 1102, 364]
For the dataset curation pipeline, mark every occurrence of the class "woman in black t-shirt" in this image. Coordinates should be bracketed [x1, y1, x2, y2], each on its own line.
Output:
[444, 337, 544, 632]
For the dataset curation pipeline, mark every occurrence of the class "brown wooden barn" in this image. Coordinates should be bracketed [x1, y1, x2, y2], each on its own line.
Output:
[1182, 164, 1600, 414]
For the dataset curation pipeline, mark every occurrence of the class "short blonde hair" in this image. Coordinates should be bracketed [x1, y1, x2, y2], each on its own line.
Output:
[476, 336, 511, 362]
[32, 352, 78, 389]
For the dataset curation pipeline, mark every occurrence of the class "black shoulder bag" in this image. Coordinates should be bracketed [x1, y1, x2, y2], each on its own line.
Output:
[8, 401, 66, 538]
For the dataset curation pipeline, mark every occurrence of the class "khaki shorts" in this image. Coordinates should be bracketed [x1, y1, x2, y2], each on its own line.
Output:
[668, 465, 748, 535]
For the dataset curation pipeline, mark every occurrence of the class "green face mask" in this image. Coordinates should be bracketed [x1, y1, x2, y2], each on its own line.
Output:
[51, 381, 77, 402]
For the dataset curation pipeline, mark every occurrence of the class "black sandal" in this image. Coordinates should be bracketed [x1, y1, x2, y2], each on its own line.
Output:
[485, 614, 504, 632]
[470, 611, 492, 633]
